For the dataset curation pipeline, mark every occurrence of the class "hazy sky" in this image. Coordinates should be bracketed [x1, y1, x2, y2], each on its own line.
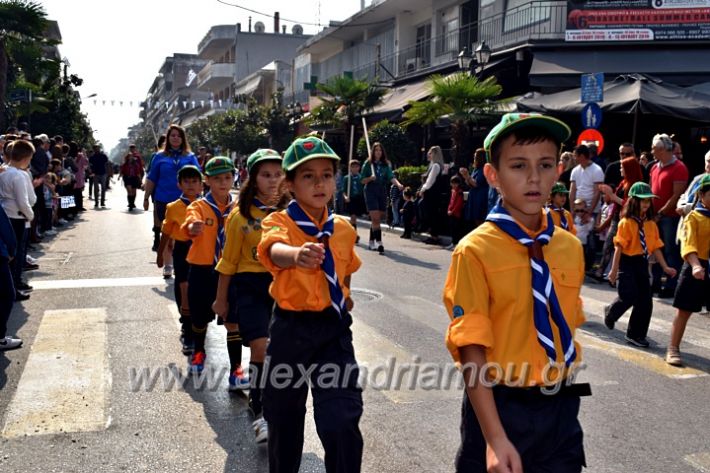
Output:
[40, 0, 365, 151]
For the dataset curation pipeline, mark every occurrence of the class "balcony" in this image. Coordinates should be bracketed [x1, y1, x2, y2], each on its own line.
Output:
[198, 25, 235, 59]
[197, 61, 236, 91]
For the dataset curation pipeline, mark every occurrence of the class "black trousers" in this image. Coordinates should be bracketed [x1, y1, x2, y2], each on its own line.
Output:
[0, 257, 15, 338]
[456, 387, 586, 473]
[9, 219, 26, 286]
[264, 306, 363, 473]
[607, 254, 653, 340]
[172, 240, 191, 309]
[187, 264, 218, 327]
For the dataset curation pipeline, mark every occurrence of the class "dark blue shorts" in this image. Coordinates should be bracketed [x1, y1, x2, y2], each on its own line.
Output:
[227, 272, 274, 342]
[364, 184, 387, 212]
[172, 240, 191, 284]
[188, 264, 218, 327]
[456, 385, 586, 472]
[673, 260, 710, 313]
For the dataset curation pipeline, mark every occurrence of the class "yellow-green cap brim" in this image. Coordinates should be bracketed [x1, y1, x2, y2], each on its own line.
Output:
[284, 153, 340, 172]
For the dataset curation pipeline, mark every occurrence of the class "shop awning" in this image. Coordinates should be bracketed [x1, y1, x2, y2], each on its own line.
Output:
[530, 50, 710, 88]
[234, 76, 263, 96]
[370, 79, 432, 115]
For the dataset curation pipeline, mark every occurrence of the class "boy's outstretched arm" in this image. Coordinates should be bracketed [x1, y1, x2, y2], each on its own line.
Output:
[459, 344, 523, 473]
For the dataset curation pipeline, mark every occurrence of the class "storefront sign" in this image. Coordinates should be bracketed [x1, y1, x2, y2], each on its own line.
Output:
[566, 1, 710, 41]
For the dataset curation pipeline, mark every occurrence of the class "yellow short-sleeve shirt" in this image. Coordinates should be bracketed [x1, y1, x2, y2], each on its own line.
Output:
[443, 211, 585, 386]
[681, 210, 710, 260]
[549, 207, 577, 236]
[258, 209, 361, 312]
[181, 198, 234, 266]
[613, 217, 663, 256]
[216, 205, 271, 275]
[161, 198, 193, 242]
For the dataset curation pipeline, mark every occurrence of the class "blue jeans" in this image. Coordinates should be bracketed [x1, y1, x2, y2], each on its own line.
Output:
[652, 215, 681, 291]
[391, 197, 401, 226]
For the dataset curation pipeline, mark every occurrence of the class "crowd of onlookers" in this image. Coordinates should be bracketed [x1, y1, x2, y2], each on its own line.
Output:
[0, 127, 114, 350]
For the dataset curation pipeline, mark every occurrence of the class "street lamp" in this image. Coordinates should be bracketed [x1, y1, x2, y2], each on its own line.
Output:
[458, 41, 492, 77]
[474, 41, 491, 69]
[457, 47, 473, 72]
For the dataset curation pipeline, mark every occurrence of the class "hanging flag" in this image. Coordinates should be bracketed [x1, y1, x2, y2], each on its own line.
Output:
[200, 100, 205, 107]
[185, 69, 197, 87]
[218, 99, 223, 107]
[119, 101, 123, 106]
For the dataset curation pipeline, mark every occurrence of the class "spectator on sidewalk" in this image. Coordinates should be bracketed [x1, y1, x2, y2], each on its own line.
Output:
[120, 144, 144, 211]
[70, 142, 88, 211]
[343, 160, 365, 243]
[460, 148, 489, 232]
[447, 175, 465, 249]
[89, 144, 109, 208]
[418, 145, 447, 246]
[649, 133, 688, 297]
[0, 204, 20, 350]
[570, 144, 604, 270]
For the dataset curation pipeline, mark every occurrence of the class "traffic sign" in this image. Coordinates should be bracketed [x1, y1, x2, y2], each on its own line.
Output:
[581, 102, 602, 129]
[577, 128, 605, 155]
[8, 89, 30, 102]
[581, 73, 604, 103]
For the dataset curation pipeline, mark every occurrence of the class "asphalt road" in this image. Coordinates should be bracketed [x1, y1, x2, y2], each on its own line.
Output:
[1, 183, 709, 472]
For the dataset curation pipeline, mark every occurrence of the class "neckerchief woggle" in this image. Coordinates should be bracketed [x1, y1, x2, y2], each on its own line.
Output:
[632, 217, 648, 259]
[485, 205, 577, 367]
[204, 191, 234, 265]
[286, 200, 346, 317]
[547, 205, 569, 231]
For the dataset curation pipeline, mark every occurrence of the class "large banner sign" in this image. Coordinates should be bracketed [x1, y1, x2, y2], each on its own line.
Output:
[565, 1, 710, 41]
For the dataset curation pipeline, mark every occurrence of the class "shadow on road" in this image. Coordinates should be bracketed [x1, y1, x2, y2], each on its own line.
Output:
[378, 249, 442, 270]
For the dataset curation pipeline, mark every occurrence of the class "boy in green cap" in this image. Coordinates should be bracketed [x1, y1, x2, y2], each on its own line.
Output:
[548, 181, 577, 235]
[443, 113, 589, 472]
[180, 157, 238, 377]
[257, 136, 362, 473]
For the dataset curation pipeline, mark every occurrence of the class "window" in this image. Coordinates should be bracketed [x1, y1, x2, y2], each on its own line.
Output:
[437, 17, 459, 55]
[504, 0, 552, 33]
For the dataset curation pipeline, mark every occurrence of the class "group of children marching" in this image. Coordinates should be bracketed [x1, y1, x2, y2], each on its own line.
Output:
[156, 137, 362, 473]
[153, 117, 708, 473]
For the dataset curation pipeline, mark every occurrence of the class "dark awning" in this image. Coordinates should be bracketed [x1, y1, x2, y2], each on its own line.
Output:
[517, 74, 710, 123]
[530, 49, 710, 88]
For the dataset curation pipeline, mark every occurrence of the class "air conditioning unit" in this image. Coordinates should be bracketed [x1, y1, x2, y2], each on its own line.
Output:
[405, 57, 425, 73]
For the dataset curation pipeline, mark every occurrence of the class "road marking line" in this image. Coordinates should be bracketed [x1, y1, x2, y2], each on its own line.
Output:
[685, 452, 710, 472]
[30, 276, 168, 290]
[577, 330, 708, 379]
[582, 296, 710, 350]
[2, 308, 111, 438]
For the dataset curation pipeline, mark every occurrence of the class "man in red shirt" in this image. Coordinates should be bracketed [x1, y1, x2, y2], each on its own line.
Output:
[649, 133, 688, 297]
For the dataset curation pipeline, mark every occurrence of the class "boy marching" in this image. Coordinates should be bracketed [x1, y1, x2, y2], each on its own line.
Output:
[443, 113, 589, 472]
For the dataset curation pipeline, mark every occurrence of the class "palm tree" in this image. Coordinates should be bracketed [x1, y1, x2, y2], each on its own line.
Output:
[0, 0, 48, 130]
[402, 72, 503, 167]
[308, 75, 385, 155]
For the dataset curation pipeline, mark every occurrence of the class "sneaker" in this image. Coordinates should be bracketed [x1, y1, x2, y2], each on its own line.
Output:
[15, 291, 30, 301]
[624, 335, 650, 348]
[252, 416, 268, 444]
[376, 242, 384, 254]
[0, 336, 22, 351]
[26, 255, 38, 264]
[368, 240, 376, 251]
[665, 347, 682, 366]
[445, 243, 455, 250]
[181, 339, 194, 356]
[17, 282, 33, 292]
[163, 264, 173, 279]
[603, 305, 615, 330]
[58, 218, 68, 225]
[228, 366, 250, 391]
[189, 351, 206, 373]
[44, 229, 58, 236]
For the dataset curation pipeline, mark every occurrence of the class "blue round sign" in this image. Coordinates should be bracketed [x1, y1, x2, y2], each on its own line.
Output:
[581, 103, 602, 130]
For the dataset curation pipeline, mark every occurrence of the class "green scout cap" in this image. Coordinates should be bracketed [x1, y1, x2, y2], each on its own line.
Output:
[177, 164, 202, 179]
[697, 173, 710, 190]
[204, 156, 235, 176]
[247, 149, 281, 173]
[550, 182, 569, 194]
[483, 113, 571, 161]
[628, 182, 658, 199]
[282, 136, 340, 172]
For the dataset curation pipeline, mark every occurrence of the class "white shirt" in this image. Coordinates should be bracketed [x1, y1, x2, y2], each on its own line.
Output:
[421, 162, 441, 191]
[0, 165, 35, 222]
[570, 163, 604, 211]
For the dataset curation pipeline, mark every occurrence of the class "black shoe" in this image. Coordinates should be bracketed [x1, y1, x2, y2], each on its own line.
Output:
[423, 237, 441, 245]
[15, 291, 30, 301]
[17, 282, 33, 292]
[377, 244, 384, 254]
[23, 263, 39, 271]
[625, 335, 650, 348]
[603, 305, 614, 330]
[659, 287, 675, 299]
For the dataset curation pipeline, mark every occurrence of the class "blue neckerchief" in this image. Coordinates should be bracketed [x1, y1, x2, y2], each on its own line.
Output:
[253, 198, 278, 213]
[632, 217, 648, 259]
[204, 191, 233, 265]
[286, 200, 345, 317]
[485, 205, 577, 367]
[548, 205, 569, 231]
[694, 202, 710, 218]
[179, 193, 198, 207]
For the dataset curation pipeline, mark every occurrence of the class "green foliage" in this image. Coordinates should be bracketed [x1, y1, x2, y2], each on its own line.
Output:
[308, 75, 385, 129]
[395, 165, 427, 191]
[356, 120, 417, 167]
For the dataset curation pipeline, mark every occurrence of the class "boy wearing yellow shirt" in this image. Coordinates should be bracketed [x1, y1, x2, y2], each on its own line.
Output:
[181, 157, 236, 375]
[443, 113, 589, 472]
[258, 137, 362, 473]
[157, 164, 202, 355]
[548, 181, 576, 235]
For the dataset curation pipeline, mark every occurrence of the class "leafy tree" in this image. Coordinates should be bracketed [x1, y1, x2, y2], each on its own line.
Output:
[402, 72, 502, 167]
[0, 0, 48, 130]
[356, 120, 417, 167]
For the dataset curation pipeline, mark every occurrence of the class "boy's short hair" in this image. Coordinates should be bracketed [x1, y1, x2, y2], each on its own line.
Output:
[8, 139, 35, 161]
[450, 175, 462, 185]
[403, 186, 415, 198]
[50, 159, 62, 168]
[350, 159, 360, 166]
[484, 113, 570, 169]
[177, 164, 202, 182]
[573, 198, 587, 207]
[573, 144, 589, 157]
